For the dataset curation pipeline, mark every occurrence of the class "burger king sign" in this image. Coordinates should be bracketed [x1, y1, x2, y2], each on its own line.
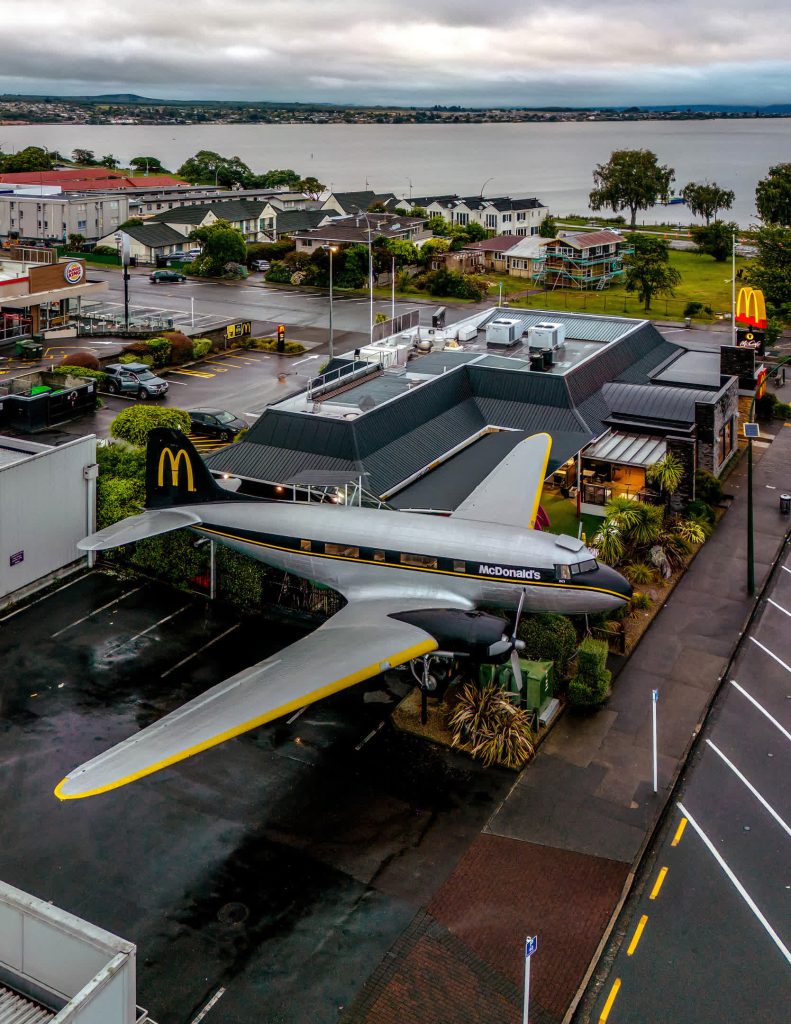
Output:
[63, 261, 85, 285]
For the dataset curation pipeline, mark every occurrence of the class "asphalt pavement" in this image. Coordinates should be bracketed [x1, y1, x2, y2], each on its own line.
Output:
[0, 571, 513, 1024]
[589, 540, 791, 1024]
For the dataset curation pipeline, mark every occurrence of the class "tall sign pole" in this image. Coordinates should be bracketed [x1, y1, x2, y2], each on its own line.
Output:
[122, 234, 130, 331]
[523, 936, 537, 1024]
[651, 689, 659, 793]
[731, 229, 736, 348]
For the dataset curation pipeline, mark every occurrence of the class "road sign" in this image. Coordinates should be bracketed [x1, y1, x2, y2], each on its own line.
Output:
[225, 321, 252, 341]
[652, 688, 659, 703]
[523, 935, 537, 1024]
[525, 936, 538, 958]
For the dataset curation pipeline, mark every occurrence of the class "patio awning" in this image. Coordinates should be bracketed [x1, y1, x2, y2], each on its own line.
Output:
[583, 431, 666, 468]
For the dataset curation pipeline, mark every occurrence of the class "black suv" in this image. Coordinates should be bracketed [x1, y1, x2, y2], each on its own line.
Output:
[188, 408, 247, 441]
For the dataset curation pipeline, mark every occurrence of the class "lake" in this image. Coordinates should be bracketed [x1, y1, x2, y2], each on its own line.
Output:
[2, 119, 789, 225]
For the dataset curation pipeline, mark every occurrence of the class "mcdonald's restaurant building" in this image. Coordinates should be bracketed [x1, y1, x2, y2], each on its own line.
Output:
[0, 251, 108, 344]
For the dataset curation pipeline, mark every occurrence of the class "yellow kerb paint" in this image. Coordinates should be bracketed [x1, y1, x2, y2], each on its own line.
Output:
[671, 817, 688, 847]
[626, 915, 648, 956]
[599, 978, 621, 1023]
[649, 867, 668, 900]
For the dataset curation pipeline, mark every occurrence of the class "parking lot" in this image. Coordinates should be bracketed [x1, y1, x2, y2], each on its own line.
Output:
[0, 570, 512, 1024]
[588, 540, 791, 1024]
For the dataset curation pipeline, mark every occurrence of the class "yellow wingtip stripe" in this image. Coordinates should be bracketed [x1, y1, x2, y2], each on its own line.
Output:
[54, 636, 437, 801]
[528, 432, 553, 529]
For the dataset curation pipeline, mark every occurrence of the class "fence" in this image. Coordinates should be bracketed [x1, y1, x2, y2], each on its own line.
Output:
[55, 247, 122, 267]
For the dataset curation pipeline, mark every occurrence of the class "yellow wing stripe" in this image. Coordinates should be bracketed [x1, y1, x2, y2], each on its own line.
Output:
[54, 636, 437, 801]
[528, 432, 552, 529]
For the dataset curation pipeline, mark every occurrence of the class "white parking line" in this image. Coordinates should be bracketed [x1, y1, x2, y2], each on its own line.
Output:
[749, 636, 791, 674]
[783, 566, 791, 576]
[293, 355, 319, 367]
[105, 603, 191, 655]
[768, 598, 791, 619]
[161, 623, 240, 678]
[730, 680, 791, 743]
[677, 802, 791, 966]
[0, 573, 85, 623]
[51, 586, 145, 638]
[705, 739, 791, 838]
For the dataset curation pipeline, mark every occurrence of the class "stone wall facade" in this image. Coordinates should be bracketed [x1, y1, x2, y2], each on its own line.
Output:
[695, 377, 739, 477]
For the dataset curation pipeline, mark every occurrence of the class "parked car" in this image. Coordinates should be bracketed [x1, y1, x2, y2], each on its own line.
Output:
[149, 269, 185, 283]
[188, 408, 247, 441]
[186, 248, 203, 259]
[251, 259, 270, 271]
[168, 251, 188, 261]
[104, 362, 169, 400]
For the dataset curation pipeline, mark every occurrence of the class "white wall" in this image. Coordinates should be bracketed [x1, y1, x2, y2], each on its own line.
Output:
[0, 435, 95, 602]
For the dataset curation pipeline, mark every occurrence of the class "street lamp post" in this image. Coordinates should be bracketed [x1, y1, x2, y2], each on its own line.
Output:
[360, 212, 374, 344]
[731, 228, 737, 347]
[328, 245, 337, 360]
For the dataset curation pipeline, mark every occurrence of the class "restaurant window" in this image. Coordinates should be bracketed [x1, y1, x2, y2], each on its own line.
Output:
[719, 417, 735, 463]
[401, 552, 438, 569]
[325, 543, 359, 558]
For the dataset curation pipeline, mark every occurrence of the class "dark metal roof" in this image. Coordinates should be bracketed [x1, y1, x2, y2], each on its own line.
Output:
[275, 209, 330, 234]
[121, 223, 186, 247]
[566, 322, 680, 406]
[147, 200, 266, 225]
[603, 381, 714, 427]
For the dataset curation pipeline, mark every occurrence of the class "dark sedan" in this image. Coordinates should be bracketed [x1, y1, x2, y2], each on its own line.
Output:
[188, 408, 248, 441]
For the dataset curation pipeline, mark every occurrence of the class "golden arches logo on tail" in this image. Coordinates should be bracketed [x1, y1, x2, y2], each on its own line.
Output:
[735, 287, 767, 329]
[157, 448, 196, 491]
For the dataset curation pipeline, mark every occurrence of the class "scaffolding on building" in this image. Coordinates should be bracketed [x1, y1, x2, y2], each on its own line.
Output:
[532, 243, 633, 291]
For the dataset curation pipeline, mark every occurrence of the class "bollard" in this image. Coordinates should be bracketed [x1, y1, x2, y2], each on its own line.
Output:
[278, 373, 286, 384]
[780, 494, 791, 515]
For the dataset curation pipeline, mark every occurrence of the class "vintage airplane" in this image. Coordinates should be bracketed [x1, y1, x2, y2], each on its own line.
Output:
[55, 428, 631, 800]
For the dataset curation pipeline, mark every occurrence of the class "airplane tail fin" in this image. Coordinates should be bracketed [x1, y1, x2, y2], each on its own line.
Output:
[145, 428, 241, 509]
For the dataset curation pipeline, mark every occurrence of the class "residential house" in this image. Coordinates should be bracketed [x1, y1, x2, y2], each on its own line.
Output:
[291, 213, 430, 253]
[320, 191, 398, 216]
[145, 200, 272, 243]
[461, 235, 520, 272]
[95, 222, 189, 265]
[535, 230, 629, 290]
[256, 205, 332, 241]
[133, 187, 311, 218]
[397, 194, 546, 235]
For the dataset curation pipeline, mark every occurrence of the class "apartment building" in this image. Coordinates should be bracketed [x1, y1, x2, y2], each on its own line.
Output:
[0, 191, 129, 243]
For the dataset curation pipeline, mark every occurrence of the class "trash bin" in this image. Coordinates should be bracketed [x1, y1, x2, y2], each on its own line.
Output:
[684, 317, 692, 328]
[15, 339, 43, 359]
[780, 494, 791, 515]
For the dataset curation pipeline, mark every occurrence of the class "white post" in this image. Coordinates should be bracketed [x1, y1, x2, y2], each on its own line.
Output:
[652, 688, 659, 793]
[210, 539, 217, 600]
[391, 255, 396, 321]
[523, 936, 536, 1024]
[368, 232, 374, 344]
[191, 295, 195, 328]
[498, 281, 503, 307]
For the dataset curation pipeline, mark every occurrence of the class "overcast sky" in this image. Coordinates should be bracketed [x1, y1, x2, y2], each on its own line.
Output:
[1, 0, 789, 107]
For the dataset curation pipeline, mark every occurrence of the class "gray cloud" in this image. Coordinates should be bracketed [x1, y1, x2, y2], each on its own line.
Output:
[1, 0, 789, 105]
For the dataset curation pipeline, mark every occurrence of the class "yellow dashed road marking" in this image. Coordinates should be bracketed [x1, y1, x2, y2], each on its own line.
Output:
[626, 915, 648, 956]
[649, 867, 668, 900]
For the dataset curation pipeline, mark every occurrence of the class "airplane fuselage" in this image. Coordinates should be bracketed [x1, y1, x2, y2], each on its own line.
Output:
[188, 499, 630, 615]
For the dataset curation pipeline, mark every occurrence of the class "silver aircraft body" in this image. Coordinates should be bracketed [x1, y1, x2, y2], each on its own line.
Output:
[56, 429, 630, 801]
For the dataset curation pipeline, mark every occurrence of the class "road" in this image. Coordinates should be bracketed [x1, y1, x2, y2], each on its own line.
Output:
[586, 540, 791, 1024]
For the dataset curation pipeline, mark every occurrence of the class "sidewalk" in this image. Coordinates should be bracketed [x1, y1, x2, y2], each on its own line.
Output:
[345, 423, 791, 1024]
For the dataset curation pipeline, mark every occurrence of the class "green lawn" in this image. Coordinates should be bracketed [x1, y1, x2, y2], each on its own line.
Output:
[539, 490, 600, 543]
[508, 249, 747, 322]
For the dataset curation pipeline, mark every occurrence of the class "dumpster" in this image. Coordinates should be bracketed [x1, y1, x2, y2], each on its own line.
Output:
[15, 339, 44, 359]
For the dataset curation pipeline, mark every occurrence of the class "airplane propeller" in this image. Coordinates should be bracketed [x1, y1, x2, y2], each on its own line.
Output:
[509, 588, 526, 691]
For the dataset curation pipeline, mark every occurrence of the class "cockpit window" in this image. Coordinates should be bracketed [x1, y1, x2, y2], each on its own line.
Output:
[558, 559, 597, 580]
[578, 559, 598, 573]
[555, 564, 572, 581]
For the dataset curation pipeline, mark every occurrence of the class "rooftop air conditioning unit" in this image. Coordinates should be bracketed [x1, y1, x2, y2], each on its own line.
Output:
[486, 318, 522, 349]
[457, 324, 478, 342]
[527, 322, 566, 351]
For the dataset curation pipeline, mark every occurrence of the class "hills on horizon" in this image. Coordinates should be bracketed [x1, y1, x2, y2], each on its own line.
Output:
[1, 93, 790, 114]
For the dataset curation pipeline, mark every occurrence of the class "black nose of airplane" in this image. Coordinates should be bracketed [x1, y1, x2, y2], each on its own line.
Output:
[595, 563, 633, 601]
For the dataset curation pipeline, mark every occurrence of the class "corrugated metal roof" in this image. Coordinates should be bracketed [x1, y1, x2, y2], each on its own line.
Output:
[603, 381, 713, 426]
[479, 308, 642, 344]
[585, 431, 667, 467]
[205, 442, 359, 483]
[0, 984, 54, 1023]
[566, 322, 678, 404]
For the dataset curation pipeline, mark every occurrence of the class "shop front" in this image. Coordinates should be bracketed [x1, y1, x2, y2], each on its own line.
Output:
[0, 258, 107, 343]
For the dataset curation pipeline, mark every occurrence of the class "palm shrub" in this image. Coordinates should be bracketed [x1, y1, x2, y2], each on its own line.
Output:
[449, 682, 535, 769]
[630, 591, 652, 611]
[568, 637, 612, 706]
[591, 520, 625, 566]
[674, 519, 706, 545]
[656, 529, 691, 570]
[646, 452, 684, 496]
[695, 469, 723, 505]
[618, 502, 664, 547]
[623, 562, 657, 585]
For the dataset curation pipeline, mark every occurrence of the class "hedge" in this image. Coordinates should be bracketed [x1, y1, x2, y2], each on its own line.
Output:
[518, 612, 578, 679]
[109, 405, 191, 447]
[568, 636, 612, 706]
[53, 364, 107, 384]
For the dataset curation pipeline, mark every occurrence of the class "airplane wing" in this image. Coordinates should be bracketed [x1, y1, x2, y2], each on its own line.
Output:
[55, 599, 444, 800]
[77, 509, 202, 551]
[451, 432, 552, 530]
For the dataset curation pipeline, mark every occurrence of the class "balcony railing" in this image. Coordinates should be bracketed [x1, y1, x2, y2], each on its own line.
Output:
[582, 483, 661, 507]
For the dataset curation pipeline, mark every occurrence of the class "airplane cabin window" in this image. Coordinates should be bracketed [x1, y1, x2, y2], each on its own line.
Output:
[300, 539, 311, 551]
[372, 550, 386, 562]
[401, 552, 438, 569]
[325, 543, 359, 558]
[453, 560, 466, 573]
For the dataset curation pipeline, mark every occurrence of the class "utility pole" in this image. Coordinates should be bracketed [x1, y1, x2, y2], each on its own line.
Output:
[121, 234, 130, 330]
[731, 228, 737, 347]
[328, 245, 336, 360]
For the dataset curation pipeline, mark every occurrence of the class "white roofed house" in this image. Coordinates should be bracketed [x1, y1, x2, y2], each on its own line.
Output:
[96, 222, 189, 265]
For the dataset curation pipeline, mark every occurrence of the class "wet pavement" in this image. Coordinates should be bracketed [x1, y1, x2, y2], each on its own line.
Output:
[0, 571, 512, 1024]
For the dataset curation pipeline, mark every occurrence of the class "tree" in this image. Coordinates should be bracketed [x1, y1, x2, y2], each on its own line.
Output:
[746, 226, 791, 307]
[589, 149, 675, 229]
[755, 163, 791, 226]
[538, 214, 558, 237]
[71, 149, 97, 165]
[258, 168, 301, 188]
[177, 150, 253, 187]
[296, 176, 325, 200]
[118, 217, 144, 230]
[110, 406, 191, 447]
[690, 221, 738, 262]
[99, 154, 119, 169]
[189, 219, 246, 275]
[0, 146, 53, 172]
[680, 181, 734, 225]
[623, 233, 682, 310]
[67, 233, 86, 250]
[383, 237, 419, 267]
[420, 237, 451, 264]
[646, 452, 684, 498]
[130, 156, 167, 174]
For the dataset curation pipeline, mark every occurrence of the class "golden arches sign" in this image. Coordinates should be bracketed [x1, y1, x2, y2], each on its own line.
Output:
[735, 287, 767, 329]
[157, 448, 196, 492]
